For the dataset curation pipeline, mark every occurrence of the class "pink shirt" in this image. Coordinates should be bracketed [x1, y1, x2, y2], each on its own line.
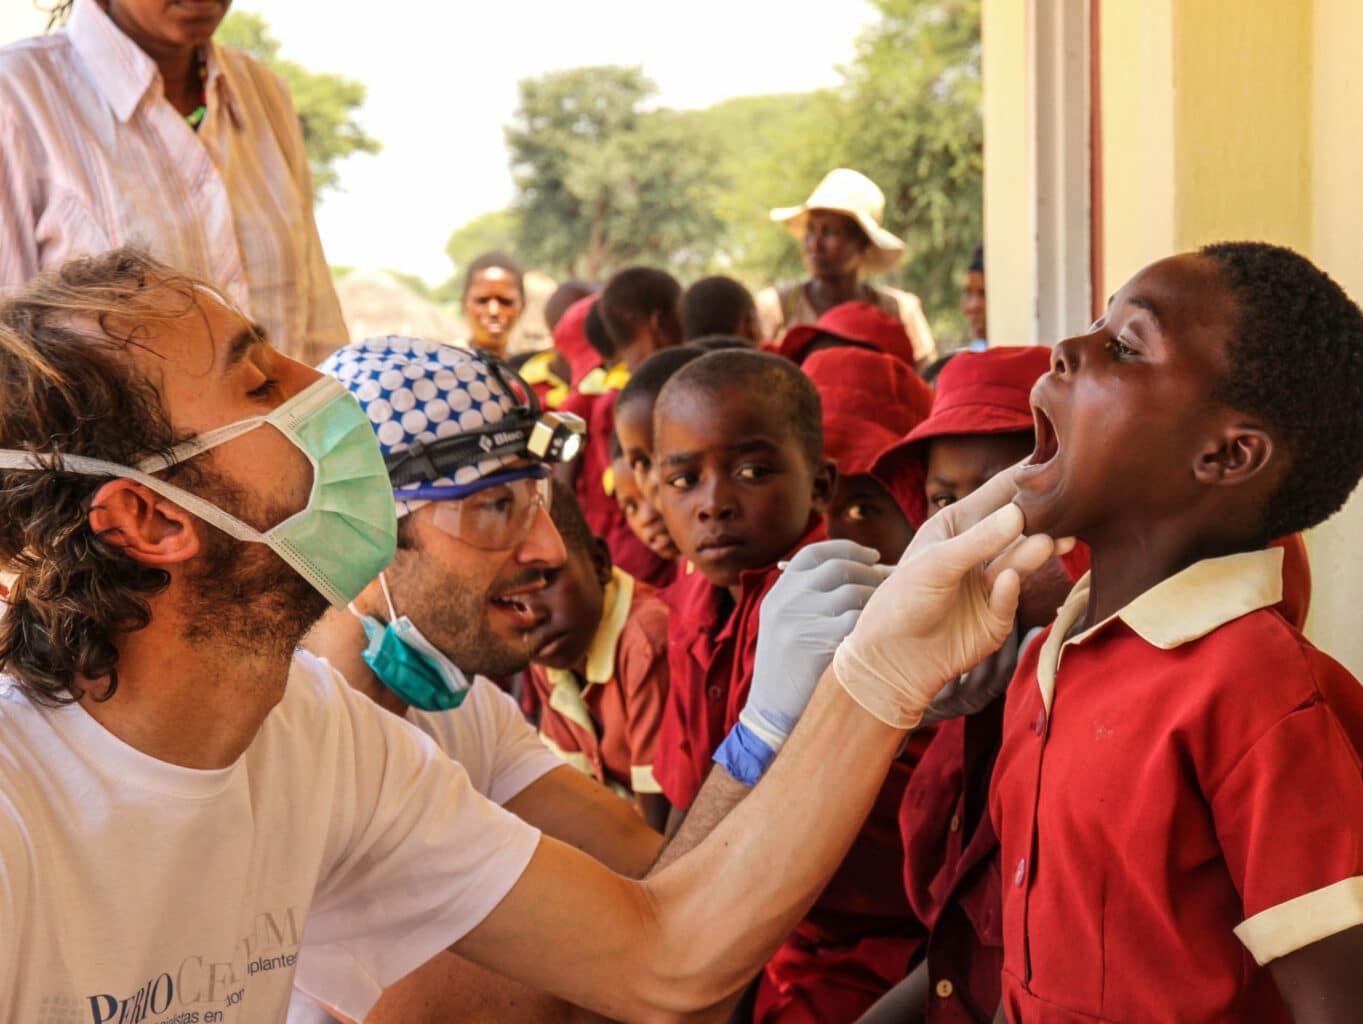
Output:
[0, 0, 347, 365]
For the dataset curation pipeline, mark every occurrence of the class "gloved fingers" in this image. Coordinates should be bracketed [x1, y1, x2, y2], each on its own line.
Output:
[804, 556, 896, 594]
[986, 567, 1023, 631]
[816, 582, 882, 618]
[784, 539, 881, 574]
[916, 503, 1027, 583]
[904, 460, 1026, 558]
[983, 531, 1061, 589]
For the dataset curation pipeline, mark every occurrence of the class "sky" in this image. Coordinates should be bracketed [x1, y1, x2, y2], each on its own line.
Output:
[1, 1, 878, 285]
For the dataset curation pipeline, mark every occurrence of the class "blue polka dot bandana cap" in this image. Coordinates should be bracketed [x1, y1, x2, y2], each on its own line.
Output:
[319, 336, 519, 516]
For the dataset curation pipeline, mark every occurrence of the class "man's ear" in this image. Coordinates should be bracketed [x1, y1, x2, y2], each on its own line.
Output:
[810, 458, 838, 514]
[87, 479, 202, 566]
[1194, 425, 1275, 486]
[590, 538, 613, 586]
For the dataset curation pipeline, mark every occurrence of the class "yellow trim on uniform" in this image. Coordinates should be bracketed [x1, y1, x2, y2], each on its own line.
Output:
[538, 731, 593, 778]
[631, 764, 661, 795]
[543, 570, 636, 735]
[1235, 876, 1363, 965]
[1036, 548, 1284, 714]
[518, 350, 569, 408]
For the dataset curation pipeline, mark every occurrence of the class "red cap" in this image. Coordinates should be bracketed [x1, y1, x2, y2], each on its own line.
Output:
[779, 301, 916, 367]
[872, 346, 1052, 528]
[803, 348, 933, 479]
[553, 295, 604, 387]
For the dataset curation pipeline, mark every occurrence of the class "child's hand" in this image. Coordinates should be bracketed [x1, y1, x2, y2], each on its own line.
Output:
[714, 540, 891, 786]
[833, 466, 1071, 729]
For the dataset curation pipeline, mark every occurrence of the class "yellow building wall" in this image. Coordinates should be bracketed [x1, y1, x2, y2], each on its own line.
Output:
[981, 0, 1035, 347]
[984, 0, 1363, 672]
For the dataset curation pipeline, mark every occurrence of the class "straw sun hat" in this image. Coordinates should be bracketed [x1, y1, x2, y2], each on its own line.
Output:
[770, 168, 906, 274]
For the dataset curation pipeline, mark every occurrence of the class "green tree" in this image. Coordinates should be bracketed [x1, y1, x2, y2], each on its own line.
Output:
[505, 66, 725, 280]
[837, 0, 983, 341]
[217, 11, 380, 200]
[437, 209, 523, 303]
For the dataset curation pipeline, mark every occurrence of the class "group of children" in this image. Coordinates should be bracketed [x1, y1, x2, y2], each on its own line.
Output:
[510, 244, 1363, 1022]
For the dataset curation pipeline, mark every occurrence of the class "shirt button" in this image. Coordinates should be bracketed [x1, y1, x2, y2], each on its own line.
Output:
[949, 814, 961, 833]
[935, 979, 954, 999]
[1033, 709, 1047, 735]
[1014, 857, 1027, 887]
[707, 686, 724, 701]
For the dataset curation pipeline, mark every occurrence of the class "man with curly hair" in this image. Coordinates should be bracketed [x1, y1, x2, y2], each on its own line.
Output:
[0, 250, 1049, 1023]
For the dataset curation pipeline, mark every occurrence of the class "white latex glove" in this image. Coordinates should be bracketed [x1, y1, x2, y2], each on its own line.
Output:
[833, 467, 1068, 729]
[919, 626, 1020, 727]
[714, 540, 891, 785]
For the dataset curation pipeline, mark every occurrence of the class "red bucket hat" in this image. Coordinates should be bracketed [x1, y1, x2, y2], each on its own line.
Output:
[803, 348, 933, 479]
[553, 294, 604, 387]
[779, 301, 916, 368]
[872, 346, 1053, 528]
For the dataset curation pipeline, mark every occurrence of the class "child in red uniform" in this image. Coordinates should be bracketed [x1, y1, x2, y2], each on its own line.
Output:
[859, 346, 1061, 1024]
[747, 346, 936, 1024]
[777, 300, 918, 368]
[562, 269, 683, 587]
[522, 482, 671, 831]
[994, 243, 1363, 1022]
[607, 434, 680, 567]
[650, 349, 835, 816]
[804, 346, 934, 563]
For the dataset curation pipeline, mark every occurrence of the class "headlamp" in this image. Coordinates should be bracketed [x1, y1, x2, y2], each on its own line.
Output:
[383, 349, 586, 489]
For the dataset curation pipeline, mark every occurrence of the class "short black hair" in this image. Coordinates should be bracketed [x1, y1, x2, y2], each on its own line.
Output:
[968, 245, 984, 274]
[680, 276, 758, 341]
[548, 478, 598, 560]
[584, 302, 614, 361]
[617, 345, 708, 412]
[656, 349, 823, 466]
[688, 335, 755, 352]
[1201, 241, 1363, 540]
[462, 251, 525, 300]
[599, 267, 682, 350]
[544, 279, 597, 332]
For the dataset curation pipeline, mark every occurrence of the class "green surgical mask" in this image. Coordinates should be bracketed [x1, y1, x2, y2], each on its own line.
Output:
[0, 377, 397, 607]
[351, 573, 472, 712]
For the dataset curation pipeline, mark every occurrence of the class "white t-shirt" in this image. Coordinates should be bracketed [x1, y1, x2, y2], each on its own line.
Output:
[404, 677, 563, 806]
[0, 651, 541, 1024]
[286, 675, 566, 1024]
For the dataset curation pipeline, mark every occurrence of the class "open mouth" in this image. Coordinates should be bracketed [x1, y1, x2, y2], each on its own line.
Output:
[1027, 402, 1060, 467]
[489, 580, 547, 629]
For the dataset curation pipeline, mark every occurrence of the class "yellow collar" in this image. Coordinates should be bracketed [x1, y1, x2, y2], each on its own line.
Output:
[547, 568, 635, 690]
[1036, 547, 1285, 713]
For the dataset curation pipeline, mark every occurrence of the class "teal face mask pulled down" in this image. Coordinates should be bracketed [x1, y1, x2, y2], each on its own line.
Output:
[0, 376, 397, 607]
[353, 574, 473, 712]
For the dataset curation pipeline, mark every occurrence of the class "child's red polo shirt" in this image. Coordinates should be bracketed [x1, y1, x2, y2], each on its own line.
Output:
[898, 699, 1005, 1023]
[652, 520, 825, 810]
[755, 738, 934, 1023]
[991, 548, 1363, 1022]
[528, 569, 670, 797]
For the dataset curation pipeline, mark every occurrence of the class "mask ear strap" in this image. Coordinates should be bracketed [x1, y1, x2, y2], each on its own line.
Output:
[378, 571, 399, 622]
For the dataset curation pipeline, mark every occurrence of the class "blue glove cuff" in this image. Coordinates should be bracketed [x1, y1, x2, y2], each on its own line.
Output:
[713, 721, 778, 788]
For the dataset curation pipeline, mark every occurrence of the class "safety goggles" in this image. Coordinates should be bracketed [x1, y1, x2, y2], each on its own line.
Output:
[427, 466, 552, 551]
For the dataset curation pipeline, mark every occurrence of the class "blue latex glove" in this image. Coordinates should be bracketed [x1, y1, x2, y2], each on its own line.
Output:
[714, 540, 891, 786]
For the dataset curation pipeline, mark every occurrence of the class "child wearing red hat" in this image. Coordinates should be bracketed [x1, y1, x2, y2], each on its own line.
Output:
[861, 345, 1063, 1024]
[650, 349, 833, 816]
[747, 347, 936, 1024]
[777, 301, 919, 369]
[805, 346, 933, 562]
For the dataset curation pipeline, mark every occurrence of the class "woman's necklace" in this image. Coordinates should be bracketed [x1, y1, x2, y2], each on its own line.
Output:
[184, 50, 208, 130]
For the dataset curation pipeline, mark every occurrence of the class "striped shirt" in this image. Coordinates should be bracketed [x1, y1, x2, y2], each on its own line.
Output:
[0, 0, 348, 365]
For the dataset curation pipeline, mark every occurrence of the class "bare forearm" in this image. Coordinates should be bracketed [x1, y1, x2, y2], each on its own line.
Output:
[642, 671, 902, 1003]
[648, 767, 747, 874]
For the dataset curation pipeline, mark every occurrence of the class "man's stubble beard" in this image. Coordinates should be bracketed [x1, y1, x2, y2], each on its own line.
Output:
[390, 558, 536, 679]
[180, 469, 331, 658]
